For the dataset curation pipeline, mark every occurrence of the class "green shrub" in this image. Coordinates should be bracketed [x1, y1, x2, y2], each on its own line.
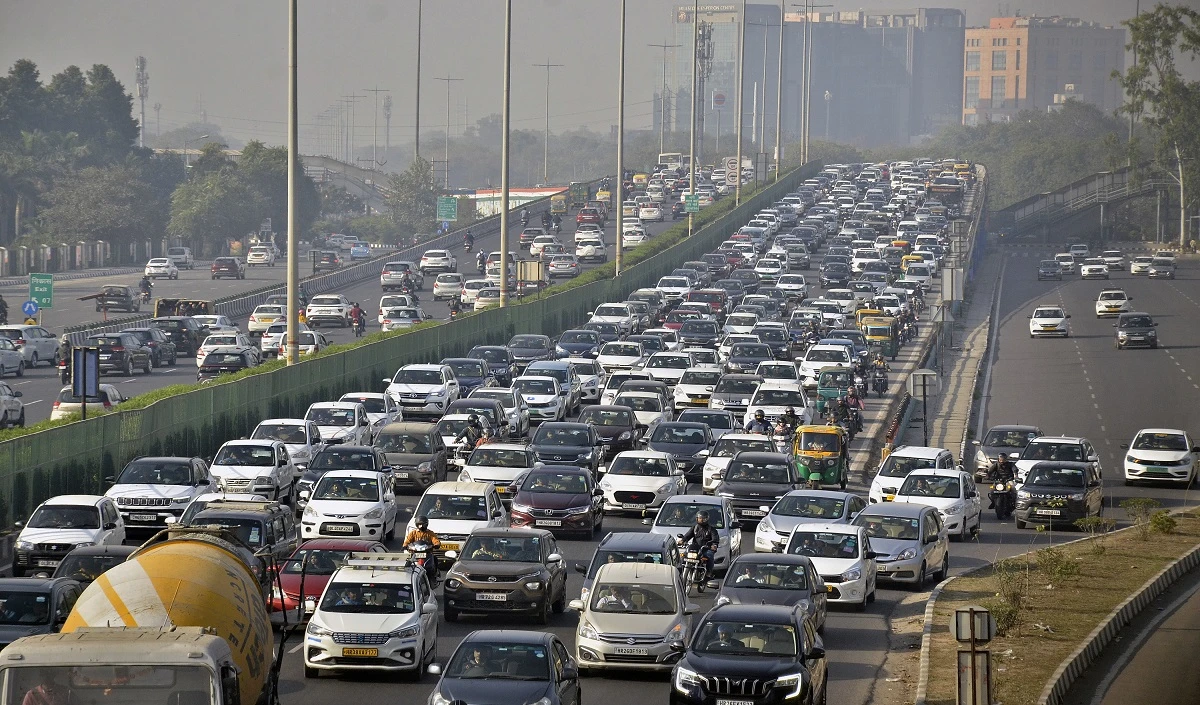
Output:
[1121, 497, 1163, 540]
[1150, 510, 1177, 535]
[1075, 515, 1117, 555]
[1035, 545, 1079, 585]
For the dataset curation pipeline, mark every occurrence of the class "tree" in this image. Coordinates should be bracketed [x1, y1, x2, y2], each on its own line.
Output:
[320, 184, 365, 217]
[1117, 4, 1200, 246]
[168, 171, 266, 254]
[40, 164, 164, 245]
[236, 140, 320, 239]
[189, 141, 234, 178]
[385, 157, 439, 235]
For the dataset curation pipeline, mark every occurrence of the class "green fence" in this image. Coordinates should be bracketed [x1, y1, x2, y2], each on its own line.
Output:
[0, 160, 834, 527]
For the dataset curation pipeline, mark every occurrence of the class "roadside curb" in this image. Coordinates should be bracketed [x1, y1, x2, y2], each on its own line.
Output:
[0, 267, 144, 289]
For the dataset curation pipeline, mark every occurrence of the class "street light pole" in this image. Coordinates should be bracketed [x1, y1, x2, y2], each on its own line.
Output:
[183, 134, 209, 174]
[735, 0, 747, 205]
[533, 59, 564, 184]
[649, 42, 679, 156]
[688, 0, 699, 237]
[415, 0, 423, 162]
[773, 1, 785, 180]
[499, 0, 513, 307]
[434, 76, 462, 188]
[364, 87, 388, 169]
[286, 0, 299, 365]
[616, 0, 627, 276]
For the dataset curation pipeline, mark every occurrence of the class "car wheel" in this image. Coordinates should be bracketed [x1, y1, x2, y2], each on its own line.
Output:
[1016, 519, 1027, 529]
[536, 596, 552, 625]
[936, 554, 949, 582]
[384, 517, 396, 541]
[14, 360, 23, 378]
[143, 358, 152, 374]
[303, 665, 319, 679]
[553, 585, 567, 614]
[912, 561, 927, 590]
[17, 409, 25, 428]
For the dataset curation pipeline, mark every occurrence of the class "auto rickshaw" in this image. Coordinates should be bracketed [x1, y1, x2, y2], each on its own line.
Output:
[815, 366, 854, 416]
[900, 254, 924, 273]
[862, 317, 899, 360]
[550, 194, 567, 215]
[891, 239, 912, 254]
[855, 308, 883, 330]
[791, 424, 849, 489]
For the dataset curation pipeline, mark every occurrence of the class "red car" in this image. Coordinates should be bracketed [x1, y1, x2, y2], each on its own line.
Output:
[663, 309, 701, 331]
[269, 538, 388, 624]
[575, 207, 604, 226]
[507, 467, 604, 539]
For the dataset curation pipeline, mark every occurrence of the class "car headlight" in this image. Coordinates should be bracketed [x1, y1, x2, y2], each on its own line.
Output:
[599, 480, 612, 490]
[1017, 489, 1031, 499]
[1118, 332, 1128, 339]
[711, 398, 725, 408]
[716, 595, 731, 606]
[429, 389, 446, 398]
[675, 666, 701, 693]
[842, 566, 862, 582]
[388, 624, 421, 639]
[306, 622, 332, 637]
[525, 581, 542, 590]
[416, 462, 432, 474]
[364, 508, 383, 520]
[255, 475, 274, 486]
[556, 346, 568, 356]
[775, 672, 806, 698]
[579, 620, 599, 640]
[172, 496, 190, 504]
[944, 502, 964, 515]
[1148, 330, 1157, 336]
[292, 449, 310, 460]
[618, 431, 632, 441]
[459, 470, 473, 482]
[897, 547, 917, 560]
[656, 482, 675, 494]
[565, 505, 591, 515]
[581, 450, 594, 460]
[717, 491, 734, 498]
[303, 505, 318, 518]
[1069, 492, 1085, 501]
[74, 541, 97, 548]
[15, 540, 33, 551]
[511, 502, 533, 514]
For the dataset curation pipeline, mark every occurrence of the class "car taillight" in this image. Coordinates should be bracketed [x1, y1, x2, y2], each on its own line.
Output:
[14, 339, 24, 345]
[249, 315, 257, 322]
[52, 400, 60, 409]
[111, 346, 125, 352]
[103, 400, 112, 409]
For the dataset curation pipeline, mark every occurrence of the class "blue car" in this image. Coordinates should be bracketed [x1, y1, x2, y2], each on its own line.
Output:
[349, 243, 371, 260]
[441, 357, 495, 395]
[555, 329, 602, 358]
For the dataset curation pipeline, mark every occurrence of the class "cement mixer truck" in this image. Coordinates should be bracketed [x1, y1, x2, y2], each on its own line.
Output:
[0, 527, 280, 705]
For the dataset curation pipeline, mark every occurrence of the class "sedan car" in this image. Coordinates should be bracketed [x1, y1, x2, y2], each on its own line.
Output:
[753, 490, 867, 552]
[1130, 255, 1154, 275]
[1079, 258, 1110, 279]
[638, 204, 664, 222]
[1028, 304, 1070, 338]
[508, 467, 605, 538]
[427, 630, 581, 705]
[1036, 260, 1062, 280]
[1094, 289, 1133, 318]
[781, 523, 877, 609]
[851, 503, 948, 587]
[1148, 257, 1177, 279]
[599, 451, 686, 514]
[1122, 428, 1199, 486]
[144, 257, 179, 279]
[548, 254, 582, 278]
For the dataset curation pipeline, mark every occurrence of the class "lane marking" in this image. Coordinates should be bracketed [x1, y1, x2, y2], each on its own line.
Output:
[23, 399, 42, 405]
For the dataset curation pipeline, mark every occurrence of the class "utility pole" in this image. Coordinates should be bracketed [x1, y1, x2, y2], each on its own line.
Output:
[433, 76, 463, 188]
[153, 102, 161, 137]
[800, 4, 830, 162]
[1128, 0, 1140, 166]
[383, 95, 393, 155]
[773, 1, 784, 180]
[286, 0, 300, 365]
[649, 42, 680, 155]
[735, 0, 747, 204]
[688, 0, 699, 237]
[533, 59, 564, 184]
[364, 87, 388, 169]
[415, 0, 424, 162]
[135, 56, 149, 149]
[342, 93, 363, 163]
[616, 0, 627, 275]
[499, 0, 513, 308]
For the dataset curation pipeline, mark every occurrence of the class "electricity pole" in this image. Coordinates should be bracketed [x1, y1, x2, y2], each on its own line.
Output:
[773, 1, 784, 180]
[735, 0, 747, 204]
[688, 0, 699, 237]
[433, 76, 463, 188]
[153, 102, 161, 137]
[383, 95, 393, 154]
[648, 42, 679, 155]
[499, 0, 513, 307]
[135, 56, 149, 149]
[533, 59, 564, 184]
[364, 87, 389, 169]
[286, 0, 300, 364]
[616, 0, 627, 275]
[415, 0, 424, 162]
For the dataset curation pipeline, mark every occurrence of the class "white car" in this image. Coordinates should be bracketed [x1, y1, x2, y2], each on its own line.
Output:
[248, 305, 285, 334]
[590, 303, 638, 335]
[783, 523, 877, 608]
[756, 361, 800, 385]
[598, 451, 686, 513]
[655, 276, 692, 302]
[1101, 250, 1127, 270]
[301, 469, 399, 541]
[473, 287, 501, 310]
[596, 341, 646, 373]
[303, 553, 438, 677]
[622, 229, 649, 248]
[192, 315, 239, 334]
[259, 322, 312, 357]
[638, 204, 663, 222]
[406, 481, 510, 556]
[823, 289, 858, 315]
[1123, 428, 1198, 486]
[798, 345, 852, 387]
[380, 306, 431, 330]
[745, 383, 812, 425]
[681, 347, 720, 370]
[0, 380, 24, 428]
[868, 445, 957, 504]
[612, 391, 670, 432]
[776, 274, 809, 301]
[251, 418, 324, 470]
[716, 334, 760, 363]
[890, 467, 981, 541]
[0, 324, 58, 367]
[1015, 436, 1103, 483]
[902, 264, 933, 292]
[432, 273, 465, 300]
[649, 495, 742, 572]
[144, 258, 179, 279]
[457, 443, 538, 494]
[722, 313, 759, 336]
[303, 401, 373, 446]
[753, 258, 786, 282]
[576, 237, 608, 263]
[459, 279, 490, 306]
[642, 351, 693, 386]
[246, 246, 277, 267]
[470, 387, 532, 439]
[850, 249, 881, 273]
[1129, 255, 1154, 275]
[512, 375, 564, 423]
[1028, 304, 1070, 338]
[1079, 258, 1109, 279]
[208, 439, 297, 502]
[873, 295, 902, 316]
[339, 392, 402, 439]
[529, 235, 561, 258]
[105, 457, 218, 530]
[419, 249, 458, 273]
[306, 294, 353, 328]
[384, 363, 461, 419]
[567, 358, 605, 403]
[752, 490, 866, 552]
[13, 495, 126, 577]
[672, 367, 722, 410]
[1095, 289, 1133, 317]
[376, 294, 419, 324]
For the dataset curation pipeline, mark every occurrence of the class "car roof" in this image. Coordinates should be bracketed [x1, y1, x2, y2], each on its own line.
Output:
[889, 445, 950, 459]
[426, 481, 495, 495]
[315, 469, 381, 480]
[41, 495, 107, 507]
[857, 502, 930, 519]
[0, 578, 75, 590]
[594, 561, 678, 585]
[1135, 428, 1187, 436]
[986, 424, 1042, 432]
[904, 467, 968, 479]
[705, 603, 802, 623]
[291, 538, 387, 551]
[728, 553, 814, 568]
[732, 451, 791, 463]
[1028, 436, 1088, 444]
[461, 629, 554, 646]
[598, 531, 674, 549]
[470, 527, 554, 539]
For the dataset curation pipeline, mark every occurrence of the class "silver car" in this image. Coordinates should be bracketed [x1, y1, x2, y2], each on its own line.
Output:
[753, 490, 868, 552]
[851, 503, 948, 587]
[646, 495, 742, 576]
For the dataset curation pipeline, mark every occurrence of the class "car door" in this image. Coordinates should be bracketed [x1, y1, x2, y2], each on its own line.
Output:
[33, 327, 55, 361]
[552, 638, 581, 705]
[275, 444, 293, 494]
[808, 564, 828, 614]
[725, 502, 742, 556]
[1084, 441, 1103, 478]
[920, 511, 941, 572]
[193, 460, 216, 495]
[962, 474, 981, 528]
[99, 500, 125, 545]
[1085, 467, 1103, 516]
[416, 574, 437, 654]
[380, 472, 398, 527]
[0, 382, 18, 422]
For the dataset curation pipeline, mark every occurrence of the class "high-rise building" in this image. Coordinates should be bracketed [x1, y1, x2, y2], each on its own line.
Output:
[962, 15, 1125, 125]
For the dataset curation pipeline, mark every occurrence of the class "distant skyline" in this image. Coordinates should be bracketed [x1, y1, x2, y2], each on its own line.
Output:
[0, 0, 1183, 153]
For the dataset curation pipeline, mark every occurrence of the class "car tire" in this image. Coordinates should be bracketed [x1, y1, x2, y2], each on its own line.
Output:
[17, 409, 25, 427]
[384, 518, 396, 541]
[444, 605, 459, 623]
[211, 275, 216, 280]
[143, 358, 152, 375]
[1016, 519, 1027, 529]
[553, 586, 567, 614]
[303, 665, 319, 679]
[14, 360, 23, 378]
[536, 597, 552, 625]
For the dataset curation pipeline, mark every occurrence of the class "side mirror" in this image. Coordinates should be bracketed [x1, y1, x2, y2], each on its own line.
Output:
[426, 664, 443, 676]
[164, 516, 179, 526]
[548, 553, 564, 563]
[865, 550, 881, 559]
[422, 600, 438, 614]
[383, 377, 392, 385]
[807, 646, 826, 660]
[684, 602, 701, 615]
[568, 599, 584, 611]
[1066, 315, 1072, 319]
[12, 390, 21, 398]
[574, 563, 587, 575]
[971, 440, 980, 447]
[562, 666, 580, 681]
[492, 509, 503, 518]
[667, 639, 686, 652]
[924, 535, 938, 545]
[1087, 455, 1098, 462]
[593, 487, 604, 497]
[104, 522, 118, 531]
[444, 550, 458, 560]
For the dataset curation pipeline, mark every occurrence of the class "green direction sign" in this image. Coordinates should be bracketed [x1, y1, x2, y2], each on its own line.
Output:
[684, 194, 700, 213]
[29, 273, 52, 308]
[436, 196, 458, 222]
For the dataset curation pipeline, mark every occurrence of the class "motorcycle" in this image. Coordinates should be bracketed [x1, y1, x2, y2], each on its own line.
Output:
[680, 545, 711, 596]
[990, 480, 1017, 520]
[853, 374, 867, 398]
[139, 288, 152, 303]
[400, 285, 420, 303]
[872, 369, 888, 397]
[405, 540, 439, 584]
[772, 427, 795, 456]
[58, 358, 70, 383]
[463, 240, 473, 252]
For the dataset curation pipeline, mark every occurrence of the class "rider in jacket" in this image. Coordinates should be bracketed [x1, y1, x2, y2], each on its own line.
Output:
[744, 410, 772, 434]
[986, 453, 1017, 508]
[679, 511, 720, 580]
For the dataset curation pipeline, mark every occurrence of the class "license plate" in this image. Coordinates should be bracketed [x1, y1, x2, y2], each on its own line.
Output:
[614, 647, 649, 656]
[131, 513, 158, 522]
[826, 584, 834, 592]
[1035, 509, 1061, 516]
[326, 524, 354, 533]
[741, 509, 766, 517]
[717, 700, 754, 705]
[496, 486, 509, 494]
[621, 503, 646, 510]
[476, 592, 507, 601]
[394, 472, 409, 478]
[536, 519, 562, 527]
[37, 560, 60, 568]
[100, 354, 111, 360]
[442, 543, 459, 551]
[342, 648, 379, 658]
[883, 495, 895, 502]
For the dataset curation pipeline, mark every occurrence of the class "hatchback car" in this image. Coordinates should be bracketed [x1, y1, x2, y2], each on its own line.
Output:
[891, 468, 981, 541]
[1122, 428, 1199, 486]
[300, 469, 399, 541]
[753, 490, 867, 552]
[971, 424, 1043, 479]
[782, 523, 877, 609]
[144, 257, 179, 279]
[648, 495, 742, 576]
[269, 538, 388, 624]
[427, 630, 581, 705]
[851, 503, 948, 587]
[0, 578, 84, 649]
[599, 451, 687, 514]
[1114, 311, 1159, 349]
[1028, 304, 1070, 338]
[713, 554, 827, 632]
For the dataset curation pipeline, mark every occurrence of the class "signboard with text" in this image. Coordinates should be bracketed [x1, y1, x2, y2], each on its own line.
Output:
[436, 196, 458, 222]
[29, 273, 52, 308]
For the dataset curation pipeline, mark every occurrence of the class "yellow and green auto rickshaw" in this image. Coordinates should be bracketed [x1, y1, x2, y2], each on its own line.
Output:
[855, 308, 883, 331]
[791, 424, 849, 489]
[862, 317, 899, 360]
[815, 366, 854, 416]
[550, 194, 567, 215]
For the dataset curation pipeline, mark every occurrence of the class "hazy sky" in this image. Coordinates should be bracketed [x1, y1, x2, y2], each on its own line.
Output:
[0, 0, 1161, 150]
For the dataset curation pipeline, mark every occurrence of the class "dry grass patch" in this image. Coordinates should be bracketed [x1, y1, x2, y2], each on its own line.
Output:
[923, 513, 1200, 705]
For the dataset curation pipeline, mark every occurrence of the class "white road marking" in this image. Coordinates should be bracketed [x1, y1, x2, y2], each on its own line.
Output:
[289, 643, 304, 654]
[23, 399, 42, 405]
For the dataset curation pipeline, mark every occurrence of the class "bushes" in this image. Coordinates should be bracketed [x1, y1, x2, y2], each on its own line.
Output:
[1122, 497, 1164, 540]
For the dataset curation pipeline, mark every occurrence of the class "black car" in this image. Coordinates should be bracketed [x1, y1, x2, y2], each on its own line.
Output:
[429, 630, 581, 705]
[123, 327, 178, 367]
[509, 466, 605, 538]
[197, 348, 257, 382]
[86, 333, 152, 376]
[715, 554, 827, 630]
[297, 445, 390, 501]
[1014, 461, 1104, 530]
[679, 319, 722, 347]
[441, 357, 495, 395]
[51, 545, 137, 586]
[211, 256, 245, 279]
[702, 253, 733, 279]
[725, 342, 775, 374]
[314, 250, 343, 272]
[577, 405, 642, 458]
[581, 321, 623, 343]
[150, 316, 206, 356]
[442, 528, 569, 624]
[752, 326, 792, 359]
[468, 345, 518, 386]
[645, 422, 713, 480]
[374, 421, 450, 492]
[556, 329, 603, 358]
[94, 285, 140, 313]
[1037, 260, 1063, 280]
[729, 269, 762, 295]
[669, 603, 827, 705]
[0, 578, 83, 648]
[508, 334, 554, 369]
[819, 263, 851, 289]
[530, 422, 604, 477]
[715, 451, 803, 523]
[188, 501, 300, 565]
[712, 279, 747, 307]
[1114, 311, 1158, 349]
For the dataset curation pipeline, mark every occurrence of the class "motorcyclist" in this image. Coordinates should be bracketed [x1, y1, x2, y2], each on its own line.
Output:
[744, 410, 772, 434]
[400, 271, 415, 292]
[454, 414, 487, 448]
[0, 294, 7, 325]
[679, 511, 720, 580]
[402, 515, 441, 580]
[58, 335, 72, 383]
[448, 296, 462, 318]
[987, 453, 1018, 508]
[138, 276, 153, 298]
[349, 303, 366, 337]
[541, 211, 551, 229]
[464, 229, 475, 249]
[520, 207, 529, 225]
[844, 388, 865, 431]
[776, 407, 802, 437]
[476, 250, 487, 272]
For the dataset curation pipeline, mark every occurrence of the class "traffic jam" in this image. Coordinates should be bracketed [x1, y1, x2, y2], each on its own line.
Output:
[1, 159, 995, 705]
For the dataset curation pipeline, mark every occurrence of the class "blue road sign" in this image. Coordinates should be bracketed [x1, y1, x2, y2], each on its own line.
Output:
[21, 300, 39, 317]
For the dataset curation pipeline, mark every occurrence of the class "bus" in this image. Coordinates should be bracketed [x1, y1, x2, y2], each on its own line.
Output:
[657, 152, 689, 172]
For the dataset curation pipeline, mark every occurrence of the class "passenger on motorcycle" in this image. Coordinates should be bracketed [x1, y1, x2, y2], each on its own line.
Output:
[987, 453, 1017, 508]
[744, 410, 772, 434]
[680, 511, 720, 580]
[776, 407, 802, 437]
[476, 250, 487, 271]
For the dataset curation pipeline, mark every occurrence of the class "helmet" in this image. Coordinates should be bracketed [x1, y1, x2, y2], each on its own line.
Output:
[415, 515, 429, 530]
[696, 511, 710, 525]
[997, 453, 1007, 461]
[61, 335, 69, 344]
[785, 407, 795, 414]
[468, 414, 480, 424]
[754, 410, 765, 419]
[848, 387, 859, 396]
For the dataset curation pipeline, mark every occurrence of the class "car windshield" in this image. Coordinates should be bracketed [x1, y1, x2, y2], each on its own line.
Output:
[313, 476, 379, 502]
[460, 535, 541, 562]
[982, 429, 1037, 448]
[1132, 433, 1189, 451]
[318, 581, 415, 614]
[692, 621, 797, 656]
[1021, 442, 1083, 462]
[27, 505, 100, 530]
[510, 336, 549, 350]
[679, 371, 721, 386]
[53, 552, 129, 582]
[1034, 309, 1064, 318]
[659, 278, 688, 288]
[730, 344, 771, 358]
[712, 437, 775, 458]
[878, 454, 937, 478]
[724, 461, 791, 484]
[521, 472, 590, 494]
[854, 514, 920, 540]
[656, 502, 726, 528]
[533, 426, 590, 446]
[647, 355, 689, 370]
[514, 378, 556, 395]
[0, 591, 52, 625]
[1121, 316, 1154, 328]
[806, 349, 848, 363]
[1025, 466, 1086, 487]
[281, 548, 361, 575]
[788, 530, 860, 558]
[723, 562, 810, 590]
[446, 361, 486, 379]
[116, 461, 193, 485]
[615, 395, 660, 412]
[589, 581, 677, 614]
[772, 495, 845, 519]
[1098, 292, 1127, 301]
[191, 517, 266, 547]
[374, 432, 430, 454]
[213, 445, 276, 467]
[602, 344, 642, 357]
[679, 412, 732, 430]
[578, 408, 633, 427]
[898, 475, 961, 498]
[559, 331, 599, 345]
[201, 352, 246, 366]
[595, 306, 629, 317]
[714, 378, 759, 394]
[309, 450, 378, 471]
[607, 455, 672, 476]
[306, 407, 356, 426]
[445, 642, 549, 680]
[651, 425, 706, 444]
[753, 388, 806, 405]
[469, 447, 532, 468]
[392, 368, 443, 385]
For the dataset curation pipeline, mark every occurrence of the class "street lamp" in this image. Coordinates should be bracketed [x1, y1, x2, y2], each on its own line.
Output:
[824, 90, 832, 140]
[498, 0, 513, 307]
[182, 134, 209, 173]
[616, 0, 627, 275]
[735, 0, 747, 205]
[688, 0, 699, 238]
[534, 59, 563, 184]
[773, 1, 784, 181]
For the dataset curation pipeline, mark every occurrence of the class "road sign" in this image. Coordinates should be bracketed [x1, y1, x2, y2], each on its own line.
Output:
[712, 92, 726, 107]
[684, 194, 700, 213]
[21, 300, 38, 317]
[436, 196, 458, 222]
[29, 273, 53, 308]
[724, 157, 740, 186]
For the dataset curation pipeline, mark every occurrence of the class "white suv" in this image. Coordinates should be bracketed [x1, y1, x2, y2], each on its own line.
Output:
[303, 401, 373, 446]
[246, 245, 277, 266]
[13, 495, 126, 577]
[419, 249, 458, 274]
[384, 364, 461, 419]
[305, 294, 352, 328]
[867, 445, 956, 504]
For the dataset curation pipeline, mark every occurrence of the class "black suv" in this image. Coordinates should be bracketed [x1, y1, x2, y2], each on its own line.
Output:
[442, 527, 569, 624]
[1114, 311, 1158, 349]
[211, 256, 245, 279]
[94, 285, 140, 313]
[530, 422, 603, 478]
[86, 332, 152, 376]
[314, 250, 343, 272]
[714, 451, 803, 523]
[123, 327, 178, 367]
[669, 603, 827, 705]
[197, 347, 257, 382]
[150, 316, 206, 356]
[0, 578, 84, 648]
[185, 500, 300, 565]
